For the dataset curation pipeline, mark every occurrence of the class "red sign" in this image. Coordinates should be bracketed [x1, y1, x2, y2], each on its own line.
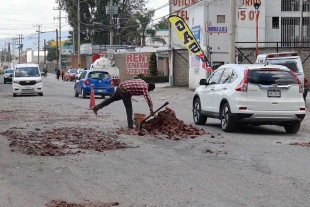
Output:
[126, 54, 150, 75]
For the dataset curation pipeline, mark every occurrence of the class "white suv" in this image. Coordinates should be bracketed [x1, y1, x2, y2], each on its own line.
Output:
[13, 64, 43, 97]
[193, 64, 306, 134]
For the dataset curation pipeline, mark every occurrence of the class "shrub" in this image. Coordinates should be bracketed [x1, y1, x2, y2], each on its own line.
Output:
[148, 52, 158, 76]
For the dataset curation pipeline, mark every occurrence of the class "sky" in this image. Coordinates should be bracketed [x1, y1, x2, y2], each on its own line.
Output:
[0, 0, 169, 40]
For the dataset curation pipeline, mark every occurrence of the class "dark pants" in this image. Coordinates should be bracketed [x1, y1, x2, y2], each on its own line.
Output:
[95, 87, 133, 128]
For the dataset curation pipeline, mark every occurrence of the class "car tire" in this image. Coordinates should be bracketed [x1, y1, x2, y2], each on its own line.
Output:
[13, 93, 16, 97]
[101, 95, 105, 99]
[284, 122, 301, 134]
[66, 78, 68, 81]
[4, 79, 6, 84]
[82, 88, 86, 99]
[74, 87, 79, 97]
[38, 93, 43, 96]
[220, 103, 236, 132]
[193, 98, 207, 125]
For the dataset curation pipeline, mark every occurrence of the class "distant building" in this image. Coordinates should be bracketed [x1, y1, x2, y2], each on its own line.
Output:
[145, 29, 169, 46]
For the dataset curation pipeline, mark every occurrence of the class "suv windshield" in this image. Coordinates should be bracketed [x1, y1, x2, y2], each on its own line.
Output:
[15, 67, 40, 77]
[69, 69, 77, 73]
[248, 70, 298, 85]
[6, 69, 14, 74]
[266, 59, 299, 72]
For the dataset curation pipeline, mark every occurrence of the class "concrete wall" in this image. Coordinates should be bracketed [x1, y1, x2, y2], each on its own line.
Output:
[237, 47, 310, 80]
[173, 50, 189, 86]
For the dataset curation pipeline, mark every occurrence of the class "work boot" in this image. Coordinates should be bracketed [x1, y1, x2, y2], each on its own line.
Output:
[92, 106, 98, 115]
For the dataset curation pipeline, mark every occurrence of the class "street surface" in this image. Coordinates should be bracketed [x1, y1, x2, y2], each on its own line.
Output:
[0, 74, 310, 207]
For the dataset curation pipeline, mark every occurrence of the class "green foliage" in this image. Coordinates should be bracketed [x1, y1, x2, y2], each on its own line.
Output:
[149, 52, 158, 76]
[155, 17, 169, 30]
[134, 76, 169, 83]
[137, 73, 145, 78]
[46, 46, 58, 62]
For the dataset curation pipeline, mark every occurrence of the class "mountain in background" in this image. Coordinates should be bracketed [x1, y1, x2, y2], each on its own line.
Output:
[0, 30, 70, 52]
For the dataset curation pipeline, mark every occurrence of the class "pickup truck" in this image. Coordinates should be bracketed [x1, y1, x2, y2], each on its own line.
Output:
[255, 52, 308, 100]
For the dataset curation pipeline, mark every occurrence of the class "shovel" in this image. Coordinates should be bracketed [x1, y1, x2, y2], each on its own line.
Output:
[138, 101, 169, 131]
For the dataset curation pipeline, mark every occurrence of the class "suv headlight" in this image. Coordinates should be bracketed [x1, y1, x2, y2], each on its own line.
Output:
[36, 79, 42, 83]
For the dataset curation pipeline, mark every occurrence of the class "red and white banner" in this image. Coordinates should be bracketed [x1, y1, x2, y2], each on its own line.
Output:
[126, 54, 150, 75]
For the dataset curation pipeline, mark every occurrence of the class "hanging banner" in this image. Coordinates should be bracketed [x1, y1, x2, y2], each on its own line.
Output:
[168, 15, 212, 71]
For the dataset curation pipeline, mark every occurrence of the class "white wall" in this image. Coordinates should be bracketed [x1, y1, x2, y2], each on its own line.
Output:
[27, 50, 46, 63]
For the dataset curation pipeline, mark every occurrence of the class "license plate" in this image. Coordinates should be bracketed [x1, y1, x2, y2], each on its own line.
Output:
[268, 90, 281, 97]
[25, 87, 32, 89]
[97, 89, 103, 92]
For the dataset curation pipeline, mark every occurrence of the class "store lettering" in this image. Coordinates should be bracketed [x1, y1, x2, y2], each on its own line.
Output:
[173, 0, 196, 21]
[243, 0, 262, 7]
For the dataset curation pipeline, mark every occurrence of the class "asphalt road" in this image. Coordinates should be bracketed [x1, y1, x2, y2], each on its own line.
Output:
[0, 74, 310, 207]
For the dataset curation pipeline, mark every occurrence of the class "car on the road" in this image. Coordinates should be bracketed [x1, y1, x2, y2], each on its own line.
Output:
[255, 52, 308, 100]
[193, 64, 306, 134]
[4, 69, 14, 84]
[65, 68, 77, 81]
[75, 69, 84, 81]
[12, 64, 43, 97]
[74, 70, 115, 99]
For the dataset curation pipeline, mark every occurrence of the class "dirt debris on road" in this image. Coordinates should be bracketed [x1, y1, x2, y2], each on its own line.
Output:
[46, 200, 119, 207]
[1, 127, 132, 156]
[289, 141, 310, 147]
[117, 107, 205, 140]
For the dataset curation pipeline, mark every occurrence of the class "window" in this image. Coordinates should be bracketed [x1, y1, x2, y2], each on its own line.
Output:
[281, 0, 300, 11]
[230, 70, 238, 82]
[272, 17, 279, 29]
[267, 59, 299, 72]
[88, 72, 111, 79]
[80, 72, 86, 79]
[217, 15, 225, 23]
[219, 68, 233, 84]
[208, 69, 224, 85]
[248, 70, 298, 85]
[15, 67, 40, 77]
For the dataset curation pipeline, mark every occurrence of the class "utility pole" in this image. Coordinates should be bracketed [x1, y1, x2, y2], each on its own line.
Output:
[78, 0, 81, 68]
[299, 0, 303, 45]
[54, 3, 66, 70]
[33, 24, 43, 65]
[16, 34, 23, 64]
[229, 0, 237, 63]
[110, 0, 113, 49]
[44, 39, 46, 64]
[56, 29, 59, 66]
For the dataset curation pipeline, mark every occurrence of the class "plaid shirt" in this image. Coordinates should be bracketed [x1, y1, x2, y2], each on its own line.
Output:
[119, 79, 153, 111]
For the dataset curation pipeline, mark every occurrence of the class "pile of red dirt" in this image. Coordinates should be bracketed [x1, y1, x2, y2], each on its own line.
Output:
[46, 200, 119, 207]
[1, 127, 131, 156]
[138, 107, 205, 140]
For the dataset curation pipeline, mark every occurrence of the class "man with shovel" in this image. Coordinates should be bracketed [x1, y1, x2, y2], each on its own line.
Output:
[92, 79, 155, 129]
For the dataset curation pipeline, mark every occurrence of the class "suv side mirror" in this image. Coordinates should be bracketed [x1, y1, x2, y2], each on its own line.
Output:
[199, 79, 208, 85]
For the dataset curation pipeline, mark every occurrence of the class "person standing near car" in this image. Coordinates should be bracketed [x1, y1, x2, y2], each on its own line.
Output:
[56, 68, 60, 80]
[92, 79, 156, 129]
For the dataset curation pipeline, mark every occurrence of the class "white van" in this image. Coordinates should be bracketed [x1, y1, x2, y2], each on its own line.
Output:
[13, 64, 43, 97]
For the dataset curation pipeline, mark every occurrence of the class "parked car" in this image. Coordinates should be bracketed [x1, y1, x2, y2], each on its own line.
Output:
[65, 69, 77, 81]
[74, 70, 115, 99]
[4, 69, 14, 84]
[12, 64, 43, 97]
[193, 64, 306, 134]
[75, 69, 84, 81]
[255, 52, 308, 100]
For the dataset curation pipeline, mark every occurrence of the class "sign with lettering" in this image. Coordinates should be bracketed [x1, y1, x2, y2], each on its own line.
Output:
[208, 26, 228, 33]
[126, 53, 150, 75]
[192, 25, 201, 44]
[238, 0, 263, 22]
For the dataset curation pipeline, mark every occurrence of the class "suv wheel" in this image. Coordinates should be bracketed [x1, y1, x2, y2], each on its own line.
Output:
[284, 122, 301, 134]
[193, 98, 207, 125]
[220, 103, 235, 132]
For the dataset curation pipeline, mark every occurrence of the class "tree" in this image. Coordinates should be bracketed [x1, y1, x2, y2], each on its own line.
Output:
[46, 40, 57, 62]
[155, 17, 169, 30]
[132, 9, 156, 46]
[148, 52, 158, 76]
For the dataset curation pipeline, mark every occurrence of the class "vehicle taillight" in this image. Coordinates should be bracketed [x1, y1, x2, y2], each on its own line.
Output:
[236, 69, 249, 92]
[267, 55, 274, 58]
[85, 79, 90, 85]
[304, 78, 308, 89]
[110, 80, 114, 86]
[290, 70, 303, 93]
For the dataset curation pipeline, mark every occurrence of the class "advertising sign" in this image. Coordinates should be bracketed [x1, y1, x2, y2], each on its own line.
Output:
[126, 53, 150, 75]
[191, 25, 201, 44]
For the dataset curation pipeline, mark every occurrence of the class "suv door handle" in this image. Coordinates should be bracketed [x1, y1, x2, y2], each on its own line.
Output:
[223, 87, 227, 90]
[211, 88, 214, 91]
